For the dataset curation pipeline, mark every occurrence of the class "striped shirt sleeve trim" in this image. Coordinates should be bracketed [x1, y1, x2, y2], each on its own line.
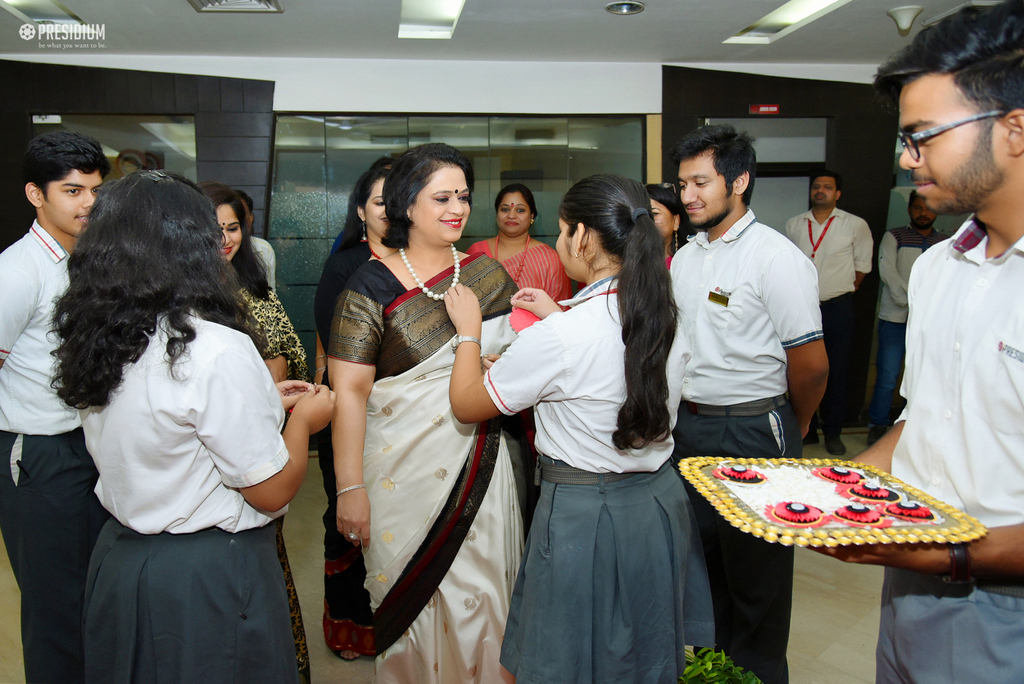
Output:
[782, 330, 824, 349]
[484, 370, 516, 416]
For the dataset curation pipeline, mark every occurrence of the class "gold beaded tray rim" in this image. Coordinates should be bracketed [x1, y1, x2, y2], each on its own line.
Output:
[679, 457, 988, 548]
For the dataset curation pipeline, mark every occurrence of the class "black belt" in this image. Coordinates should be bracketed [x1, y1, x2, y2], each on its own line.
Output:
[535, 456, 642, 486]
[978, 581, 1024, 599]
[685, 395, 787, 417]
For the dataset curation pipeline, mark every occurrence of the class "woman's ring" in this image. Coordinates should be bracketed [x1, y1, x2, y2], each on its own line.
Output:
[347, 532, 359, 541]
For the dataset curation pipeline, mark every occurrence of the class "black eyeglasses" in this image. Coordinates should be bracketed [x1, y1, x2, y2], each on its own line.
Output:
[898, 110, 1003, 161]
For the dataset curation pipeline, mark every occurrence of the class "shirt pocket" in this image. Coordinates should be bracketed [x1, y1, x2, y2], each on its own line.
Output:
[704, 289, 744, 330]
[963, 327, 1024, 436]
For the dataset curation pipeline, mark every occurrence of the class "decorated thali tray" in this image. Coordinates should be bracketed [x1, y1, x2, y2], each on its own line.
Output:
[679, 457, 987, 547]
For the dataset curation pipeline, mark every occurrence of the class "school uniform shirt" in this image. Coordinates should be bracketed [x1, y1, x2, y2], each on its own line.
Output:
[671, 210, 823, 406]
[893, 218, 1024, 528]
[0, 222, 80, 434]
[81, 317, 290, 535]
[484, 277, 684, 474]
[786, 208, 873, 302]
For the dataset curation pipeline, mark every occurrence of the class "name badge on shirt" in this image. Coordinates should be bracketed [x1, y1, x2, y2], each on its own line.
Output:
[708, 291, 729, 307]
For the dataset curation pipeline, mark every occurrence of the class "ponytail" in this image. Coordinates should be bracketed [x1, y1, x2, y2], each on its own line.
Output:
[615, 207, 676, 450]
[559, 175, 678, 451]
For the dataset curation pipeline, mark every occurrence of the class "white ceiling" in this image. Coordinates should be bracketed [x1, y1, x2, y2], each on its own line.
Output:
[0, 0, 974, 66]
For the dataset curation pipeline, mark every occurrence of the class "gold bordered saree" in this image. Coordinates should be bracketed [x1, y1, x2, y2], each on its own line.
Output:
[330, 254, 524, 682]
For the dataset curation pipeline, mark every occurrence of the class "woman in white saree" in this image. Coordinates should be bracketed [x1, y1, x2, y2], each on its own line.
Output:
[328, 143, 523, 683]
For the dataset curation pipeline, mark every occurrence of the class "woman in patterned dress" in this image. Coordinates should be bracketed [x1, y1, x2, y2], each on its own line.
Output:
[201, 181, 312, 683]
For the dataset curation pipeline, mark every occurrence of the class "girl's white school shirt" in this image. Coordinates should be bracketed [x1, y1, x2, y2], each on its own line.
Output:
[81, 317, 290, 535]
[484, 277, 685, 474]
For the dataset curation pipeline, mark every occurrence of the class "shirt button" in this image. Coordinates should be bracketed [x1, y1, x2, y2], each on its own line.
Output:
[707, 255, 712, 260]
[684, 377, 690, 383]
[932, 477, 940, 486]
[944, 410, 952, 419]
[978, 278, 988, 286]
[954, 343, 960, 352]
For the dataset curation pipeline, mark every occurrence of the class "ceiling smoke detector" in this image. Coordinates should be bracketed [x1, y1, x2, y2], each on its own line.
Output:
[187, 0, 283, 13]
[605, 2, 645, 16]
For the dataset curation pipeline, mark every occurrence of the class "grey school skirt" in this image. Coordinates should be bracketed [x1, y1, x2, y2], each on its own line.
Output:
[83, 517, 299, 684]
[500, 457, 714, 684]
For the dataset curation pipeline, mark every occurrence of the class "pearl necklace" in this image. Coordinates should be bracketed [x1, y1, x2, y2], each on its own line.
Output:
[399, 244, 460, 301]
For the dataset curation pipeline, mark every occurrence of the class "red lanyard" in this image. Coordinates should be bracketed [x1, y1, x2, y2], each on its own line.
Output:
[807, 217, 835, 260]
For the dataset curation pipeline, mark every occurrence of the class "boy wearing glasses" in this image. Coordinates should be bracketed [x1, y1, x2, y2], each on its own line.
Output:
[0, 132, 110, 683]
[818, 1, 1024, 680]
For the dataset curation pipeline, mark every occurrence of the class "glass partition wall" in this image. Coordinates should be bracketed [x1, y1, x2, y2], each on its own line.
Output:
[269, 114, 644, 355]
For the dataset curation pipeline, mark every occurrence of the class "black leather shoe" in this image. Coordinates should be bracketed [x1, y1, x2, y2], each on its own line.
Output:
[825, 436, 847, 456]
[867, 425, 889, 447]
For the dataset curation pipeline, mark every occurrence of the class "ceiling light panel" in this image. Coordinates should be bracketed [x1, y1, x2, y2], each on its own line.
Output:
[187, 0, 283, 13]
[399, 0, 466, 39]
[1, 0, 83, 24]
[724, 0, 854, 44]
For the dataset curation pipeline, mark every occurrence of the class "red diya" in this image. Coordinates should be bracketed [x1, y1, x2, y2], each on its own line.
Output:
[884, 501, 936, 522]
[813, 465, 863, 485]
[832, 503, 892, 528]
[713, 464, 766, 484]
[846, 481, 901, 503]
[765, 501, 827, 527]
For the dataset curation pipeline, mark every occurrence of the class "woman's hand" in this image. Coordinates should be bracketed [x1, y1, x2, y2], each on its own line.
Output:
[337, 488, 372, 548]
[481, 354, 501, 371]
[444, 284, 483, 336]
[511, 287, 561, 319]
[289, 384, 335, 434]
[276, 380, 314, 411]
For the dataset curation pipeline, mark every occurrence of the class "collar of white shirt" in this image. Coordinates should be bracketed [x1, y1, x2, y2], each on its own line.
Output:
[559, 275, 617, 308]
[29, 220, 69, 264]
[693, 208, 758, 247]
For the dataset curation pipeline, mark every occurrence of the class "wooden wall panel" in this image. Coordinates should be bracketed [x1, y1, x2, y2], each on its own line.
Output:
[0, 59, 275, 248]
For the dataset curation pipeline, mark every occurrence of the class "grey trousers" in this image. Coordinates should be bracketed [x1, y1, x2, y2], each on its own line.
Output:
[877, 568, 1024, 684]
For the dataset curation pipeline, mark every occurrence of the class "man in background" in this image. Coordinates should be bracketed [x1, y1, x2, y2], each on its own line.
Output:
[866, 190, 947, 445]
[786, 171, 873, 455]
[0, 131, 110, 682]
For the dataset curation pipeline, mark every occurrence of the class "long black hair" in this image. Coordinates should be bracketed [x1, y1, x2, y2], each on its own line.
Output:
[336, 157, 392, 253]
[382, 143, 474, 249]
[200, 181, 271, 300]
[52, 171, 259, 409]
[559, 174, 678, 451]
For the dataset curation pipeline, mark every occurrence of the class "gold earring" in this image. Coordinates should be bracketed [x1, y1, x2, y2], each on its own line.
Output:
[574, 250, 582, 258]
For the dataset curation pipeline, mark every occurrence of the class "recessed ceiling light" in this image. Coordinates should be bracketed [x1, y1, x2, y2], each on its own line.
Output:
[724, 0, 853, 44]
[399, 0, 467, 39]
[605, 2, 645, 16]
[1, 0, 84, 24]
[187, 0, 283, 13]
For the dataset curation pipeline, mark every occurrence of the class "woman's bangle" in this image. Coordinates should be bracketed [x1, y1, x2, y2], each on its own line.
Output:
[315, 366, 327, 375]
[316, 354, 327, 360]
[336, 483, 366, 497]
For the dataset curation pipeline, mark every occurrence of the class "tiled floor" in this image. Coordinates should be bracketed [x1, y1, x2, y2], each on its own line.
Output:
[0, 428, 882, 683]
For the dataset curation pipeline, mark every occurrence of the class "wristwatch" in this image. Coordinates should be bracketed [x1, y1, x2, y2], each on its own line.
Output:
[451, 335, 481, 353]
